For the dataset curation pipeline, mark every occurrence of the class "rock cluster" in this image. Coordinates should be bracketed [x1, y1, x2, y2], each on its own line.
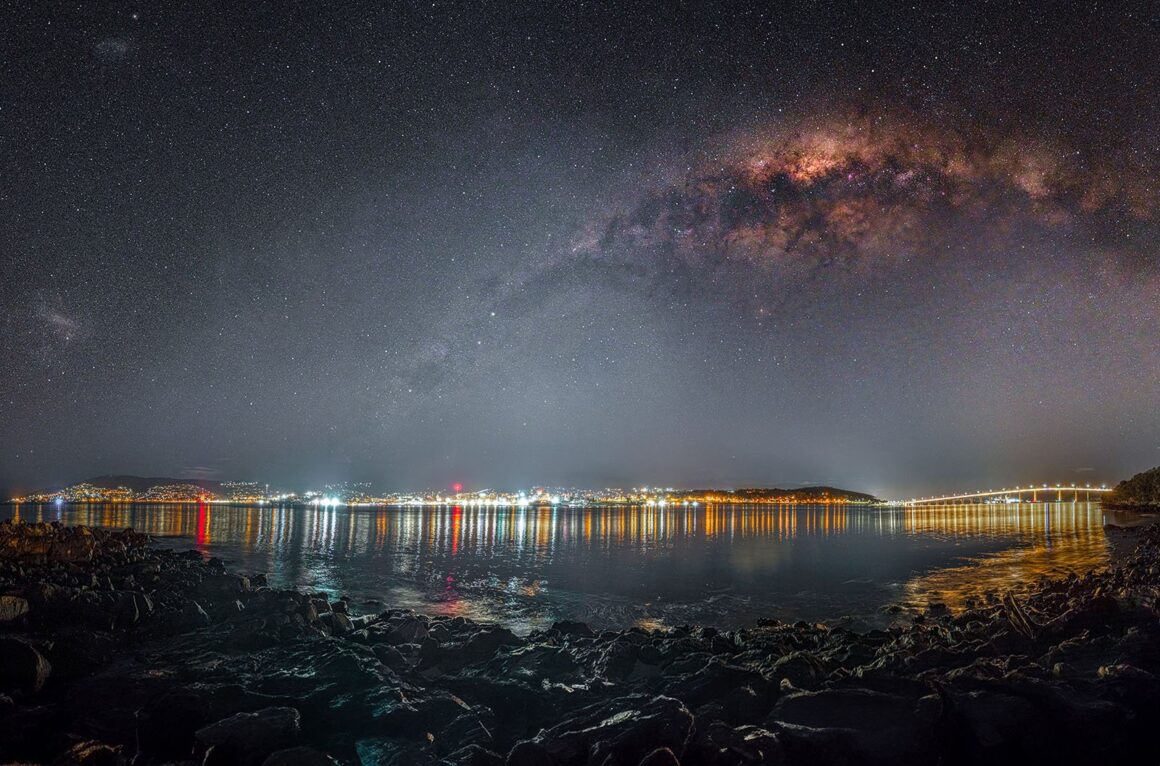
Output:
[2, 519, 1160, 765]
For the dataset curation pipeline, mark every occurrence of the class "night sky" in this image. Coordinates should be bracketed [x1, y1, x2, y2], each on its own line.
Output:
[2, 2, 1158, 499]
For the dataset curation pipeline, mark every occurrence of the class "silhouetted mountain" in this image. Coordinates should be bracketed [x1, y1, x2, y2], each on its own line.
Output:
[1107, 466, 1160, 510]
[674, 486, 880, 502]
[78, 475, 225, 493]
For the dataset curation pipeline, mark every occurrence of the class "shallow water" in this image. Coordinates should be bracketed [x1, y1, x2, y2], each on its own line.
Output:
[0, 502, 1116, 633]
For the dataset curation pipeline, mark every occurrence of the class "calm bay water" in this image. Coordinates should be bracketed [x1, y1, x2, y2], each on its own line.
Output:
[0, 502, 1116, 633]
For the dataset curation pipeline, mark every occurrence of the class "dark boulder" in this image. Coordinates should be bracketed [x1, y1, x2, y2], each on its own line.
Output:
[49, 739, 122, 766]
[0, 636, 52, 693]
[551, 620, 595, 638]
[595, 639, 640, 682]
[353, 737, 435, 765]
[769, 687, 932, 764]
[197, 573, 251, 600]
[136, 684, 275, 760]
[194, 706, 301, 766]
[763, 650, 831, 690]
[43, 629, 116, 678]
[531, 695, 694, 766]
[444, 743, 506, 766]
[386, 615, 428, 645]
[261, 746, 339, 765]
[663, 657, 770, 713]
[444, 677, 563, 745]
[637, 747, 681, 766]
[373, 643, 409, 669]
[506, 740, 554, 766]
[375, 689, 473, 737]
[463, 627, 522, 662]
[692, 723, 784, 765]
[502, 643, 581, 681]
[0, 594, 30, 622]
[178, 599, 212, 630]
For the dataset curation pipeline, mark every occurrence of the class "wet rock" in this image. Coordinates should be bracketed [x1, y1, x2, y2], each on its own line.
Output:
[941, 690, 1044, 758]
[770, 687, 931, 764]
[134, 685, 273, 760]
[194, 706, 301, 766]
[506, 740, 554, 766]
[242, 640, 389, 731]
[551, 620, 595, 638]
[443, 677, 562, 744]
[595, 639, 640, 681]
[386, 615, 428, 645]
[0, 594, 30, 621]
[44, 629, 116, 678]
[373, 643, 409, 669]
[180, 599, 212, 630]
[1099, 662, 1156, 680]
[438, 712, 496, 754]
[663, 651, 715, 676]
[664, 657, 770, 714]
[376, 689, 473, 737]
[530, 695, 693, 766]
[319, 610, 354, 636]
[429, 621, 451, 643]
[0, 636, 52, 693]
[764, 650, 830, 690]
[463, 626, 521, 662]
[198, 573, 251, 599]
[50, 740, 122, 766]
[502, 643, 580, 681]
[354, 737, 435, 765]
[444, 743, 506, 766]
[637, 747, 681, 766]
[261, 746, 339, 765]
[694, 723, 784, 766]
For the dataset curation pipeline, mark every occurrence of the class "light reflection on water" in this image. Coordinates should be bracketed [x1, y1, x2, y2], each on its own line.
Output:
[901, 503, 1110, 610]
[0, 502, 1115, 632]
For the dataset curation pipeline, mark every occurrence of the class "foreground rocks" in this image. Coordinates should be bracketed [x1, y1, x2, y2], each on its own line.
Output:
[2, 520, 1160, 765]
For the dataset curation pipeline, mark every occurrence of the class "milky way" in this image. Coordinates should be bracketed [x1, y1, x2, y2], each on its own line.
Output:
[571, 107, 1157, 311]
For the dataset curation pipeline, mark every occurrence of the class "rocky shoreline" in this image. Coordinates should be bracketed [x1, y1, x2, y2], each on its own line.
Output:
[2, 521, 1160, 765]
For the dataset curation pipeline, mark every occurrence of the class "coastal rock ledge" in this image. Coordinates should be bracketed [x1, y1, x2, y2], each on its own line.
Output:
[1, 519, 1160, 765]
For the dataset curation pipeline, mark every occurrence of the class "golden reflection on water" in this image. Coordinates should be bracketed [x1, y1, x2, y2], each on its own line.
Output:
[6, 501, 1112, 617]
[12, 502, 851, 550]
[901, 502, 1109, 610]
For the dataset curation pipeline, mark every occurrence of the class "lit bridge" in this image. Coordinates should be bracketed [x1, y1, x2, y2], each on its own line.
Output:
[900, 484, 1113, 506]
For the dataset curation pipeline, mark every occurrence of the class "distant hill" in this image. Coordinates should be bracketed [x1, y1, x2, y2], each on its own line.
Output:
[674, 486, 880, 503]
[78, 475, 225, 493]
[1106, 466, 1160, 510]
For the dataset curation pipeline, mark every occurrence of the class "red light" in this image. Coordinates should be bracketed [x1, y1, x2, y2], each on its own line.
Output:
[452, 483, 463, 493]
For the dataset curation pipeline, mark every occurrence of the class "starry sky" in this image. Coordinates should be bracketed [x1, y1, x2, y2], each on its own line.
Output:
[2, 1, 1158, 499]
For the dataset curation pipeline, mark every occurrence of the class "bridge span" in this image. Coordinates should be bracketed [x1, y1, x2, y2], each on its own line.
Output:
[900, 485, 1112, 506]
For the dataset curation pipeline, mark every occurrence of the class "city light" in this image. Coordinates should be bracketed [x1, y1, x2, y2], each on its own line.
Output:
[11, 479, 1117, 510]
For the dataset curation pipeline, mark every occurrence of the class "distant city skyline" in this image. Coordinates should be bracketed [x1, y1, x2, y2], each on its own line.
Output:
[2, 471, 1122, 507]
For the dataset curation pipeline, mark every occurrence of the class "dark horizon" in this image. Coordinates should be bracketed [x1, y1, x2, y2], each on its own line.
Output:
[3, 2, 1158, 499]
